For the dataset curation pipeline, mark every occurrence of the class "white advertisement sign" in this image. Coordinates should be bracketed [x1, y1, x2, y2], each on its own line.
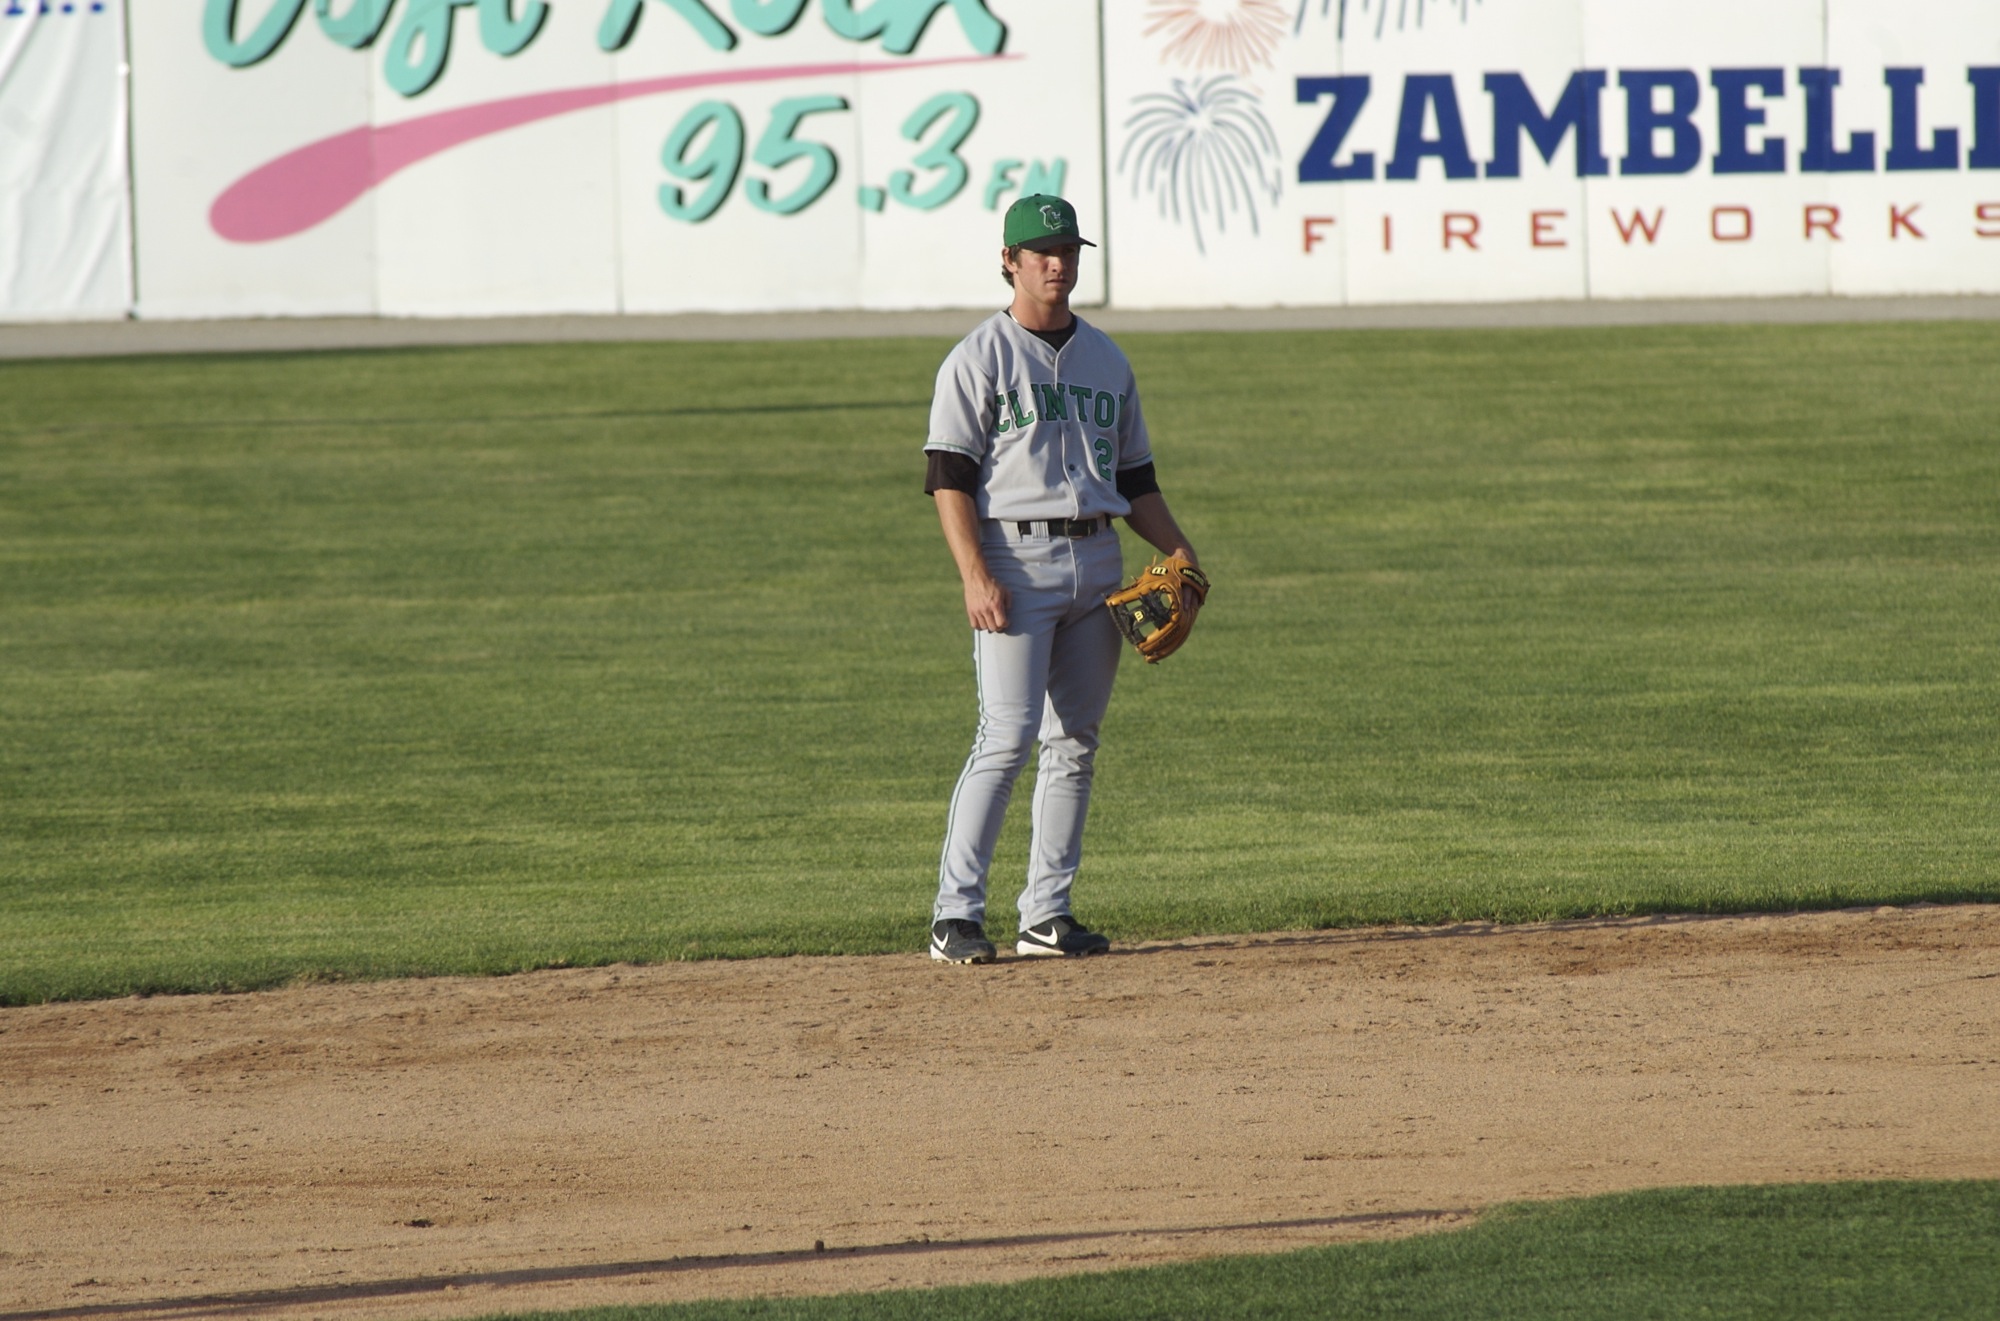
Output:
[11, 1, 2000, 320]
[130, 0, 1101, 319]
[1103, 0, 2000, 308]
[0, 2, 132, 321]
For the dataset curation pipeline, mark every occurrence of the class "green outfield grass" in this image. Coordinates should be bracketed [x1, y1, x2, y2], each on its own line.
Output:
[490, 1180, 2000, 1321]
[3, 321, 1997, 1002]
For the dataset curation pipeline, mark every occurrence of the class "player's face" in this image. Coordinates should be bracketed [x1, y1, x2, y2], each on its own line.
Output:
[1006, 242, 1081, 306]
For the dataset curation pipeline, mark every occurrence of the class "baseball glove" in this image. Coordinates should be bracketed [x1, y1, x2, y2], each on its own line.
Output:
[1105, 554, 1210, 663]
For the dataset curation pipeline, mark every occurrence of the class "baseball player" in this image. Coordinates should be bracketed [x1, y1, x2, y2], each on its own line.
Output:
[924, 193, 1200, 964]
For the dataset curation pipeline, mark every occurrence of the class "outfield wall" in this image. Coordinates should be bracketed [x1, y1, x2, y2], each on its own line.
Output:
[3, 0, 1998, 321]
[1106, 0, 2000, 308]
[0, 1, 131, 320]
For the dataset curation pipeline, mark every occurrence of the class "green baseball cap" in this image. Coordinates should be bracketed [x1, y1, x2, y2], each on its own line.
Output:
[1003, 194, 1096, 250]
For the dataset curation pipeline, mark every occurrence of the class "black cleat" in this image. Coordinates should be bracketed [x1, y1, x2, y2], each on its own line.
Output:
[1016, 915, 1111, 958]
[930, 918, 997, 964]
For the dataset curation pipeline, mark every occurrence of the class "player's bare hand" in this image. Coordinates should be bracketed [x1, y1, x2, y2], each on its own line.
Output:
[964, 576, 1010, 632]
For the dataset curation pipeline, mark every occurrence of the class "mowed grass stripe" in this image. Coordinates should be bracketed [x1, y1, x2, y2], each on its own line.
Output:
[2, 324, 1997, 1003]
[488, 1180, 2000, 1321]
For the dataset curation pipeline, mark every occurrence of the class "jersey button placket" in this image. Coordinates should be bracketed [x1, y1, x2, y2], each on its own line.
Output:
[1065, 430, 1083, 512]
[1055, 371, 1081, 515]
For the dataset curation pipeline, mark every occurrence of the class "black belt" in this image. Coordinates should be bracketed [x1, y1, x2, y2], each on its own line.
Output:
[1016, 516, 1106, 538]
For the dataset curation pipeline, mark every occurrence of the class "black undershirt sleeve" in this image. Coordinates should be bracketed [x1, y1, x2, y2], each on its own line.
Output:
[924, 449, 981, 495]
[1116, 461, 1161, 501]
[928, 453, 1160, 500]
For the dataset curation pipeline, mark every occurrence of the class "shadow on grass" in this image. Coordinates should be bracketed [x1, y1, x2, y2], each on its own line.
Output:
[11, 897, 1995, 1006]
[0, 1209, 1468, 1321]
[6, 399, 930, 438]
[1098, 896, 2000, 959]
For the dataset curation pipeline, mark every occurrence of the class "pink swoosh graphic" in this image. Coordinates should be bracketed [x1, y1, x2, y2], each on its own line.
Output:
[211, 54, 1005, 243]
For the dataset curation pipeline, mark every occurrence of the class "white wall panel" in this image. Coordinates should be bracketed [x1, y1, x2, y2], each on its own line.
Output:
[1580, 0, 1828, 300]
[368, 0, 620, 317]
[1101, 0, 1307, 310]
[613, 21, 870, 316]
[131, 0, 375, 318]
[614, 5, 1096, 315]
[852, 13, 1104, 312]
[0, 3, 131, 321]
[1824, 0, 2000, 296]
[1340, 2, 1589, 306]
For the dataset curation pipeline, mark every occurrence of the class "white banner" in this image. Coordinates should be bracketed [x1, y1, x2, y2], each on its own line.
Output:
[130, 0, 1102, 319]
[15, 1, 2000, 320]
[0, 2, 131, 321]
[1103, 0, 2000, 308]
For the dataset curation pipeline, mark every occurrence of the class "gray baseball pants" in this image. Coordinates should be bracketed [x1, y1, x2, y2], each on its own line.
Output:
[935, 521, 1125, 931]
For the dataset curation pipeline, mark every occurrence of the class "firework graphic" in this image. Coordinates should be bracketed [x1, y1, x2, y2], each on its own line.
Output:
[1120, 76, 1284, 254]
[1143, 0, 1291, 73]
[1294, 0, 1485, 39]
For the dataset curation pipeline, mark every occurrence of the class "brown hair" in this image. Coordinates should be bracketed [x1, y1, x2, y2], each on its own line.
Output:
[1000, 243, 1021, 287]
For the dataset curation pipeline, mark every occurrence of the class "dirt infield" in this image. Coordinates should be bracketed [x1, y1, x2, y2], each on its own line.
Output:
[3, 904, 1996, 1321]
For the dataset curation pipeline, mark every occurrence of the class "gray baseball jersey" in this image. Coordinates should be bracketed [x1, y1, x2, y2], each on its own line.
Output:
[924, 311, 1152, 522]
